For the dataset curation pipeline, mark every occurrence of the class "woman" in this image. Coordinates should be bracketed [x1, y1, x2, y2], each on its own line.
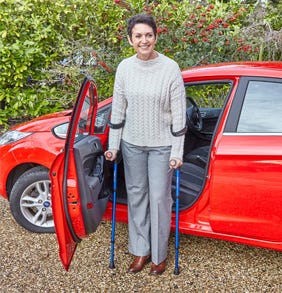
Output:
[105, 14, 186, 275]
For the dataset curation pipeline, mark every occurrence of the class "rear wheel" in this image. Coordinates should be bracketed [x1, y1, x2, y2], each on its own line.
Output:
[10, 166, 54, 233]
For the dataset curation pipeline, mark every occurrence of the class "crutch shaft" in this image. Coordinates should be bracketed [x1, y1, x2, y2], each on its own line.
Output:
[174, 168, 180, 275]
[108, 151, 118, 269]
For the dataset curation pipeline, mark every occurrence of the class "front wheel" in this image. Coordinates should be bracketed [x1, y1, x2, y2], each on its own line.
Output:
[10, 166, 54, 233]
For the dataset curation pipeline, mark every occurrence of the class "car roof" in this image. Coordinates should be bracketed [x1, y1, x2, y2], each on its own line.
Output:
[182, 61, 282, 79]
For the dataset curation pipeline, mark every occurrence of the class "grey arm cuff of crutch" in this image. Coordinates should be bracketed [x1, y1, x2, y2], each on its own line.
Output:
[171, 125, 187, 137]
[108, 119, 125, 129]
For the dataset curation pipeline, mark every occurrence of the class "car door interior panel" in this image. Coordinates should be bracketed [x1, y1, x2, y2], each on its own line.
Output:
[73, 136, 106, 234]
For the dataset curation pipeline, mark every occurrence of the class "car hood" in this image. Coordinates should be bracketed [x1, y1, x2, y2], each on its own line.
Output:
[12, 110, 72, 132]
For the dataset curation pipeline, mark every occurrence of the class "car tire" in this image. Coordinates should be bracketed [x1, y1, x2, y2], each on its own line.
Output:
[10, 166, 54, 233]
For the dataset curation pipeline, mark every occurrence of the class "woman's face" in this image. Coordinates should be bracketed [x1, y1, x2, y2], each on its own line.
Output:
[128, 23, 157, 61]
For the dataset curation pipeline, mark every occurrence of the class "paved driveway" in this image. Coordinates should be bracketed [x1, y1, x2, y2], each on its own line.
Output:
[0, 197, 281, 292]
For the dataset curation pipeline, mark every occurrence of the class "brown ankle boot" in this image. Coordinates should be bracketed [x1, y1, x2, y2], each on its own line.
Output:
[150, 259, 166, 275]
[128, 255, 151, 274]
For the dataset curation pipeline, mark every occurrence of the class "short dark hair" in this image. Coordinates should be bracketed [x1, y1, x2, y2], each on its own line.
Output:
[127, 14, 157, 40]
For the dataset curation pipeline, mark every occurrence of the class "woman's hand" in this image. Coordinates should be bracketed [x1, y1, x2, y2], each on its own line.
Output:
[169, 158, 183, 169]
[104, 149, 118, 161]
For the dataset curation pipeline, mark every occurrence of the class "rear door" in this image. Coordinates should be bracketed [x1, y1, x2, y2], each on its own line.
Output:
[210, 77, 282, 243]
[50, 77, 108, 270]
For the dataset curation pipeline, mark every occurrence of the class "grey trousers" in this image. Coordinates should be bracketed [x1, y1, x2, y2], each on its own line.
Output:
[121, 140, 173, 265]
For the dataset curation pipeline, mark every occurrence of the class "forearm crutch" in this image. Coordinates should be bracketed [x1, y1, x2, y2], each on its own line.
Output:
[170, 159, 181, 275]
[174, 167, 180, 275]
[106, 152, 118, 269]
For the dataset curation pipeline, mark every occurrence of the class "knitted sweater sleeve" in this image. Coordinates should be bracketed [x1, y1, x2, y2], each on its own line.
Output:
[108, 64, 127, 150]
[169, 68, 186, 160]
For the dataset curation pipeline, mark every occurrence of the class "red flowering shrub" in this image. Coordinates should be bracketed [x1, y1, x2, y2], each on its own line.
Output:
[146, 1, 257, 68]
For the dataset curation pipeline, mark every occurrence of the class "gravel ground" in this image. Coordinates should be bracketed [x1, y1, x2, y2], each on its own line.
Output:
[0, 197, 281, 293]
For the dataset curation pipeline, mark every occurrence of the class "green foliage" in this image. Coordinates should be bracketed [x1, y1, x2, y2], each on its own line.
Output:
[187, 83, 231, 108]
[0, 0, 281, 127]
[0, 0, 70, 125]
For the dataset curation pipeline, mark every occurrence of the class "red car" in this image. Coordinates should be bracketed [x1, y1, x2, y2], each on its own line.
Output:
[1, 62, 282, 270]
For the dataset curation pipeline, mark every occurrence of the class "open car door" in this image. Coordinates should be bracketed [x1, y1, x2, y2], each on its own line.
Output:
[50, 77, 108, 270]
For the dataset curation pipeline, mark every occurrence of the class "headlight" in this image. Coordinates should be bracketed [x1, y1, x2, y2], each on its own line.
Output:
[0, 130, 33, 146]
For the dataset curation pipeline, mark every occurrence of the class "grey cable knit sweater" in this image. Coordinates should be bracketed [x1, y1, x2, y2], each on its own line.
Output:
[108, 52, 186, 160]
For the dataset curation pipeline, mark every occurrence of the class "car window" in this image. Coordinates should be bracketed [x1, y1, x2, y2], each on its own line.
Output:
[185, 82, 231, 108]
[76, 94, 93, 139]
[53, 104, 110, 139]
[94, 104, 111, 134]
[237, 80, 282, 133]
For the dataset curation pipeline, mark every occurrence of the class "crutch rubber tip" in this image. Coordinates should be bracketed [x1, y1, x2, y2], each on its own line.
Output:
[109, 263, 115, 269]
[174, 267, 180, 275]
